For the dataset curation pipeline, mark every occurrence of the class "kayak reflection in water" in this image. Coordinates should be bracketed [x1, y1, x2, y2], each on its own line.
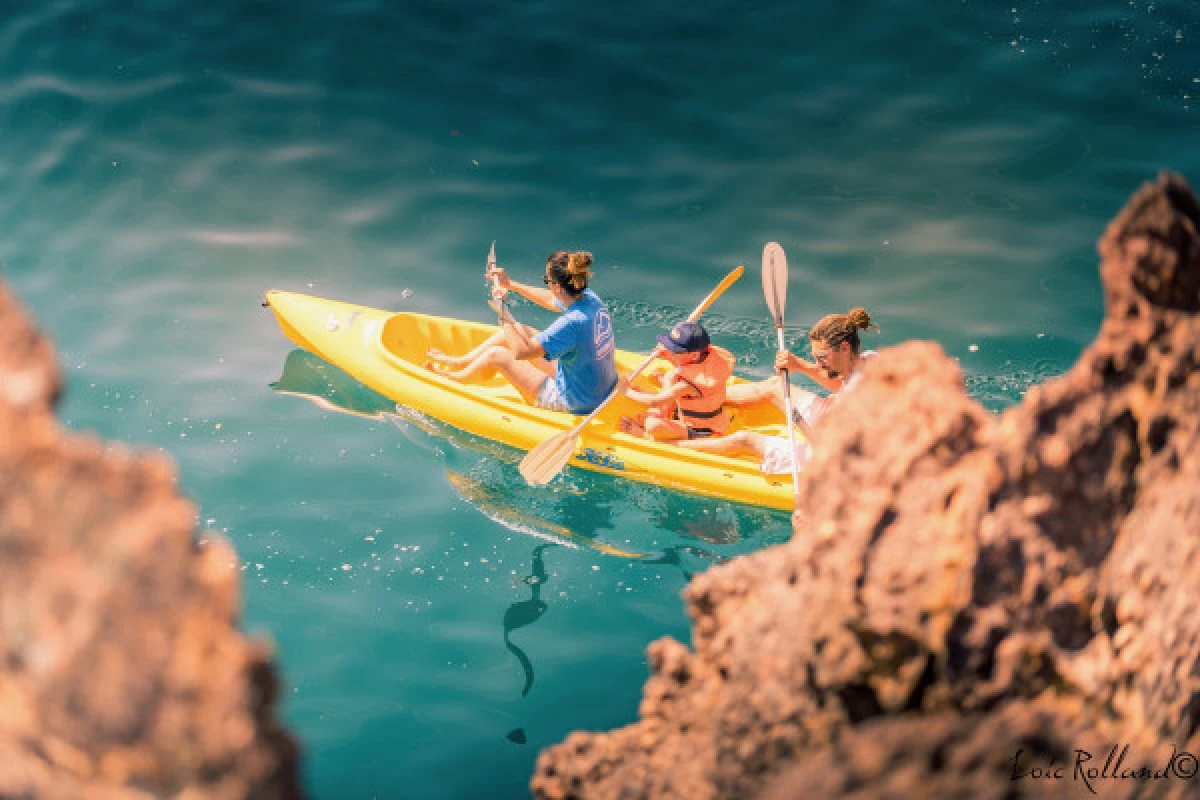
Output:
[425, 250, 618, 415]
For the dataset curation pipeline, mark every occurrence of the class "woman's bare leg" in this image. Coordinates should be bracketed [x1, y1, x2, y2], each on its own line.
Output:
[438, 345, 548, 404]
[427, 330, 505, 368]
[527, 354, 556, 378]
[497, 324, 556, 377]
[427, 322, 541, 368]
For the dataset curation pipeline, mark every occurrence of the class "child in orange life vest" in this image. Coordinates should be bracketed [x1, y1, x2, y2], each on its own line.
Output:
[619, 321, 736, 441]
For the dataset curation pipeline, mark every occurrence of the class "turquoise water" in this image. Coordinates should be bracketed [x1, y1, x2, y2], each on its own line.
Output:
[3, 1, 1197, 796]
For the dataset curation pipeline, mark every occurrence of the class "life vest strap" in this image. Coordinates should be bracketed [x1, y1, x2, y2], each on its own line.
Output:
[679, 406, 726, 420]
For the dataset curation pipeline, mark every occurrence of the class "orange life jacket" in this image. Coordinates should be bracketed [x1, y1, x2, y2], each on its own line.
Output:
[666, 345, 735, 434]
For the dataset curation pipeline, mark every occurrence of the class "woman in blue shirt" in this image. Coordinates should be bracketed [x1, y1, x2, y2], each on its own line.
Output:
[427, 250, 618, 415]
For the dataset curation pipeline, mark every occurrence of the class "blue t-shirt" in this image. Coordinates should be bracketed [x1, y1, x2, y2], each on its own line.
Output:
[534, 289, 618, 414]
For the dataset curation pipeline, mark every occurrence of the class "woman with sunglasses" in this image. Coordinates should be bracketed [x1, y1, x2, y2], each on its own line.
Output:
[426, 250, 618, 414]
[672, 307, 879, 475]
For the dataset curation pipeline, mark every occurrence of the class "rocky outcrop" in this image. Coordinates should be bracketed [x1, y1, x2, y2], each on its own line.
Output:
[532, 173, 1200, 799]
[0, 285, 303, 798]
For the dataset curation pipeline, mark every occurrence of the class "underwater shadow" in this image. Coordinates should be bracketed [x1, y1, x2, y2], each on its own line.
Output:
[504, 544, 554, 698]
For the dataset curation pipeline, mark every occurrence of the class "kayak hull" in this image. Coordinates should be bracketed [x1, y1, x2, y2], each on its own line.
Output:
[264, 290, 797, 511]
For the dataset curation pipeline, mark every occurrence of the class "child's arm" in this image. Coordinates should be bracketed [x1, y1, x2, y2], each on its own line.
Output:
[624, 379, 694, 407]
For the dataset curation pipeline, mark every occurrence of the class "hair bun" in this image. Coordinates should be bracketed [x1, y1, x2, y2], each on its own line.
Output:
[565, 251, 594, 290]
[846, 307, 875, 331]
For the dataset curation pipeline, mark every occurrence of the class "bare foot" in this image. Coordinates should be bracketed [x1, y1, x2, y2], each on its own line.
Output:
[424, 360, 466, 384]
[619, 416, 647, 437]
[426, 348, 468, 369]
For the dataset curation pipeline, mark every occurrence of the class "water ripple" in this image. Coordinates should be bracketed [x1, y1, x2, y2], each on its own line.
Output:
[1, 2, 1194, 797]
[182, 229, 306, 247]
[0, 72, 184, 103]
[219, 73, 325, 99]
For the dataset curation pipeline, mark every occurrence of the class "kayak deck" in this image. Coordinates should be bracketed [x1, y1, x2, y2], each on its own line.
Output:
[266, 290, 798, 510]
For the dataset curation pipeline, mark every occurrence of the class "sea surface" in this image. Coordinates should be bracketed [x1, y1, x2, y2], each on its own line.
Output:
[2, 1, 1197, 797]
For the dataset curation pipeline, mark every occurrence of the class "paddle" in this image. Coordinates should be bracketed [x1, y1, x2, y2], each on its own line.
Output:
[486, 240, 514, 323]
[762, 242, 802, 505]
[519, 265, 745, 487]
[484, 241, 539, 352]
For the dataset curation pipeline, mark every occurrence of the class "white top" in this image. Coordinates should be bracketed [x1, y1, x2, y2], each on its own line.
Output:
[790, 350, 878, 427]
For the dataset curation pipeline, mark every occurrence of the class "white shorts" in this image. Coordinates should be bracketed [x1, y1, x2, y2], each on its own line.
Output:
[789, 392, 827, 427]
[534, 378, 572, 413]
[760, 435, 813, 476]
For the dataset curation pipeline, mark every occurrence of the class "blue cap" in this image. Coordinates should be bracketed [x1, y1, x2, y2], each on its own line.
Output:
[657, 321, 710, 354]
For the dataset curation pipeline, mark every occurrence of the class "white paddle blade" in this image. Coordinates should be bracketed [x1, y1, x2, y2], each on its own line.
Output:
[519, 429, 579, 486]
[487, 241, 509, 319]
[762, 241, 788, 327]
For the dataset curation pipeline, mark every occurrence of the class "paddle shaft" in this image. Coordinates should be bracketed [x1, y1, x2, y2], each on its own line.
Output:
[775, 326, 803, 500]
[486, 242, 536, 348]
[760, 242, 802, 508]
[568, 345, 662, 435]
[488, 241, 511, 322]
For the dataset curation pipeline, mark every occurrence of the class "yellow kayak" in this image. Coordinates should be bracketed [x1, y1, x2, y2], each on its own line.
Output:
[263, 290, 797, 511]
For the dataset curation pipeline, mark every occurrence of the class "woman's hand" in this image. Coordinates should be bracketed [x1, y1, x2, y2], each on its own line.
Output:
[486, 266, 512, 290]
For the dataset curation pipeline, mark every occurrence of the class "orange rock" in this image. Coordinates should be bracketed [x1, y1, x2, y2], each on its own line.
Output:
[0, 283, 303, 797]
[532, 174, 1200, 798]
